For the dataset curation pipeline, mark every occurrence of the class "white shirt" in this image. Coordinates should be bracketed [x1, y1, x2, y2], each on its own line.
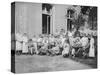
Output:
[68, 31, 73, 37]
[80, 37, 88, 47]
[15, 33, 23, 50]
[16, 33, 23, 42]
[22, 35, 28, 43]
[32, 37, 37, 42]
[22, 35, 28, 53]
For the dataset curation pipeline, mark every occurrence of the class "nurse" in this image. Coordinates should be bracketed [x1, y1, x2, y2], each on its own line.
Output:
[89, 36, 95, 58]
[22, 33, 28, 54]
[15, 33, 23, 55]
[62, 40, 70, 57]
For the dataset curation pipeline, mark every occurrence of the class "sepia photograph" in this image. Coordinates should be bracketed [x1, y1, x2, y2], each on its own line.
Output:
[11, 2, 97, 73]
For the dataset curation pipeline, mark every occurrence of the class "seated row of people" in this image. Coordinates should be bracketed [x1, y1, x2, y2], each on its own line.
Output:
[14, 32, 96, 58]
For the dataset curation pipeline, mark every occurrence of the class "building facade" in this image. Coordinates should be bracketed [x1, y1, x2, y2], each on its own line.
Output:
[12, 2, 77, 38]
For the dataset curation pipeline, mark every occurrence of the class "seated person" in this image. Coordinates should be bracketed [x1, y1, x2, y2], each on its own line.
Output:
[38, 35, 49, 55]
[28, 39, 36, 55]
[80, 34, 89, 49]
[37, 34, 44, 50]
[48, 34, 55, 49]
[62, 40, 70, 57]
[32, 35, 38, 54]
[71, 48, 75, 57]
[39, 42, 48, 55]
[48, 41, 60, 56]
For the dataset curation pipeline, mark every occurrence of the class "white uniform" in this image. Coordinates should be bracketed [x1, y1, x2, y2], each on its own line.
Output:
[71, 48, 75, 55]
[68, 31, 73, 37]
[42, 37, 48, 45]
[15, 33, 23, 51]
[62, 43, 70, 55]
[32, 37, 38, 54]
[32, 37, 37, 42]
[80, 37, 89, 49]
[89, 37, 95, 57]
[37, 37, 43, 43]
[68, 31, 74, 46]
[22, 36, 28, 53]
[49, 36, 55, 45]
[60, 36, 66, 47]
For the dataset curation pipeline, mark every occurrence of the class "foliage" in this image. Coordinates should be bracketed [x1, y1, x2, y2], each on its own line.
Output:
[72, 14, 85, 30]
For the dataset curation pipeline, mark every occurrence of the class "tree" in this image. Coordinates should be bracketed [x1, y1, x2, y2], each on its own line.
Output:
[88, 7, 97, 30]
[72, 13, 85, 30]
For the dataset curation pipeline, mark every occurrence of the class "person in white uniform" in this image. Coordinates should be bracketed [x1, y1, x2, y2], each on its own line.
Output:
[89, 36, 95, 58]
[15, 33, 23, 55]
[32, 35, 38, 54]
[59, 35, 66, 47]
[62, 40, 70, 57]
[22, 33, 28, 54]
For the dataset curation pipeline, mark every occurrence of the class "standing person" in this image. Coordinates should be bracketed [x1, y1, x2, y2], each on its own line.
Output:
[68, 30, 73, 47]
[15, 33, 23, 55]
[22, 33, 28, 54]
[89, 36, 95, 58]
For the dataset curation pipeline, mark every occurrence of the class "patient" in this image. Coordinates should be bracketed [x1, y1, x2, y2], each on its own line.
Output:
[62, 39, 70, 57]
[28, 39, 35, 55]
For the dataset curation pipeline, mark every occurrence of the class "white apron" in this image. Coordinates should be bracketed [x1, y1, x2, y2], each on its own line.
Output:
[16, 41, 22, 51]
[15, 33, 23, 51]
[89, 37, 95, 57]
[22, 36, 28, 53]
[60, 36, 66, 47]
[62, 43, 70, 55]
[80, 37, 88, 48]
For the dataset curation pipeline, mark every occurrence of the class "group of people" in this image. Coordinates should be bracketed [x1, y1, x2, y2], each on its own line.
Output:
[13, 29, 96, 58]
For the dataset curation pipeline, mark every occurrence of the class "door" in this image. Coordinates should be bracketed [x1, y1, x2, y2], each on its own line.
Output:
[42, 14, 50, 34]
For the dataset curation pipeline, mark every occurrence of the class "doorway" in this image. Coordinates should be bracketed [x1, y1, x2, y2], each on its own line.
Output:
[42, 14, 50, 34]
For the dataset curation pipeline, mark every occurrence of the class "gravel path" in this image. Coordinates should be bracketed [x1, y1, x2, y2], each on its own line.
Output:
[15, 55, 92, 73]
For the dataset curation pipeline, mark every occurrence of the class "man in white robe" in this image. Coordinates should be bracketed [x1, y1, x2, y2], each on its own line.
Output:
[22, 33, 28, 54]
